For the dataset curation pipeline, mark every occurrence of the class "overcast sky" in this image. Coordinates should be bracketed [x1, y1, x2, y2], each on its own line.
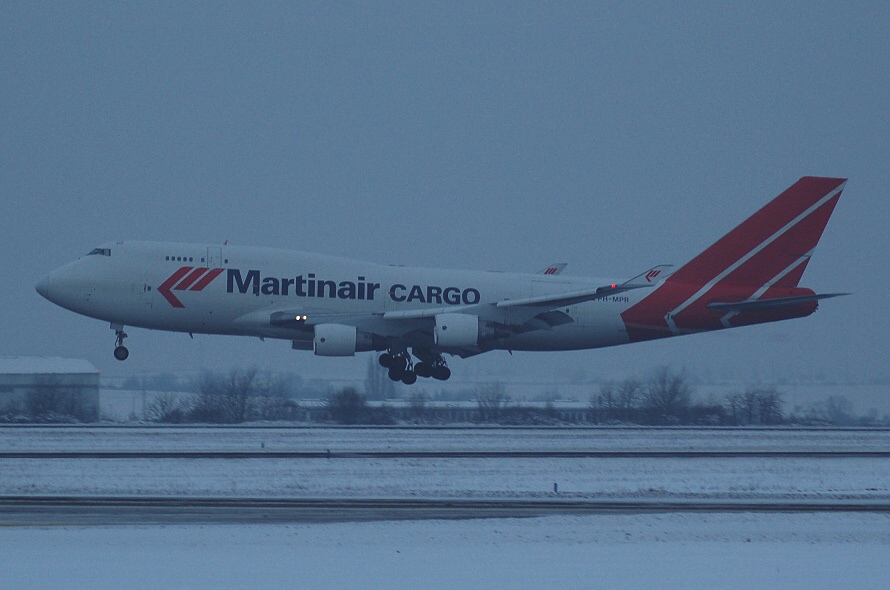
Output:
[3, 2, 888, 393]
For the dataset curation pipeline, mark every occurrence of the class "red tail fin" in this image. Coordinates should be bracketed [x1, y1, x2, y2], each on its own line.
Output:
[621, 177, 846, 341]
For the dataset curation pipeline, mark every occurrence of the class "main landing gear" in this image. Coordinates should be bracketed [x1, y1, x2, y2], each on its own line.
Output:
[112, 326, 129, 361]
[378, 350, 451, 385]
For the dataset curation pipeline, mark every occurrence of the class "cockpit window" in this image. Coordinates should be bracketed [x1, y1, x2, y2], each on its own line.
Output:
[87, 248, 111, 256]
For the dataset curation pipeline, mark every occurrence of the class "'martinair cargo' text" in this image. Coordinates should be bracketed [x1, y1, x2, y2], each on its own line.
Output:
[226, 269, 481, 305]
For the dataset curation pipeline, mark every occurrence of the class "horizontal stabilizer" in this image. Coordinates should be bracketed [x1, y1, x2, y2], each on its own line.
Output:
[706, 292, 849, 312]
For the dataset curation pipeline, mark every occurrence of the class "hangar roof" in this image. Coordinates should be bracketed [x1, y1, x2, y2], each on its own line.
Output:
[0, 356, 99, 375]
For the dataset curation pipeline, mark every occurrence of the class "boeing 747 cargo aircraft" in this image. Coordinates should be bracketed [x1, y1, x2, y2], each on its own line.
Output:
[36, 177, 847, 384]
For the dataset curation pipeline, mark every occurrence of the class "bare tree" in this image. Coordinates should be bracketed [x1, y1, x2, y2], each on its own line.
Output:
[643, 367, 693, 424]
[145, 391, 189, 423]
[190, 372, 228, 422]
[225, 367, 257, 423]
[364, 356, 397, 401]
[408, 390, 430, 420]
[754, 387, 784, 424]
[252, 373, 298, 421]
[591, 377, 643, 423]
[616, 378, 643, 421]
[476, 382, 510, 422]
[25, 376, 64, 418]
[176, 369, 301, 423]
[326, 387, 368, 424]
[590, 382, 617, 424]
[806, 395, 856, 426]
[25, 376, 87, 422]
[726, 387, 785, 425]
[190, 369, 257, 423]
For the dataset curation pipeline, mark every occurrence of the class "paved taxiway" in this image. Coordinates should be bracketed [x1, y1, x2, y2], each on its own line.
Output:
[4, 449, 889, 459]
[3, 496, 890, 526]
[5, 427, 888, 526]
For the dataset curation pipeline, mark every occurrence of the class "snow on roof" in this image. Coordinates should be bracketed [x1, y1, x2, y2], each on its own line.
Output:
[0, 356, 99, 375]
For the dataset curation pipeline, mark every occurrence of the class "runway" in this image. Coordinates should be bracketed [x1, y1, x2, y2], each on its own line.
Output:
[4, 427, 889, 526]
[3, 450, 889, 459]
[3, 495, 890, 526]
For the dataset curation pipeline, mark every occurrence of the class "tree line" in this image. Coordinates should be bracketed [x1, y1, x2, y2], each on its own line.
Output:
[0, 376, 95, 423]
[587, 367, 888, 427]
[589, 366, 783, 426]
[145, 368, 299, 423]
[320, 367, 888, 427]
[3, 366, 885, 426]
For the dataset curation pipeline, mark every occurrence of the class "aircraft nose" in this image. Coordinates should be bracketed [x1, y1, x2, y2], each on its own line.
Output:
[35, 261, 96, 313]
[35, 273, 52, 300]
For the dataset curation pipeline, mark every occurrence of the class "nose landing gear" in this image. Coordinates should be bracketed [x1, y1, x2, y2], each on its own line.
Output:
[112, 325, 129, 361]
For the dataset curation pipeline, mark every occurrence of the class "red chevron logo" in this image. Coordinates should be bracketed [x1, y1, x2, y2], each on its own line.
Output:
[158, 266, 224, 308]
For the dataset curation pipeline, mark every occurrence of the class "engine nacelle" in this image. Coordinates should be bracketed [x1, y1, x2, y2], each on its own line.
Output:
[313, 324, 376, 356]
[434, 313, 479, 348]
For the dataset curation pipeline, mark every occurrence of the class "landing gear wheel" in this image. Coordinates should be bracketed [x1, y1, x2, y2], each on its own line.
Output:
[432, 365, 451, 381]
[401, 371, 417, 385]
[388, 366, 405, 381]
[384, 349, 412, 381]
[414, 362, 432, 378]
[410, 349, 450, 381]
[113, 327, 129, 361]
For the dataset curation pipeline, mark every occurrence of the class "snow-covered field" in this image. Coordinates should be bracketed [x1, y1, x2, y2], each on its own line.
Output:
[3, 426, 889, 501]
[2, 427, 889, 588]
[4, 455, 890, 501]
[2, 514, 889, 589]
[4, 425, 890, 452]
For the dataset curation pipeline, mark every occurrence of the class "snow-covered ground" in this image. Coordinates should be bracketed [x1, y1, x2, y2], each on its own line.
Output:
[2, 427, 889, 588]
[3, 427, 888, 500]
[4, 425, 890, 452]
[2, 514, 889, 589]
[4, 455, 889, 501]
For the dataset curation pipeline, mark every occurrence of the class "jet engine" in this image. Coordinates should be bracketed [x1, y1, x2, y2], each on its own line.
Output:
[313, 323, 375, 356]
[434, 313, 480, 348]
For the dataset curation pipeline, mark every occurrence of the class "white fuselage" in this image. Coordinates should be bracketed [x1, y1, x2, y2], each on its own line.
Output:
[37, 241, 636, 353]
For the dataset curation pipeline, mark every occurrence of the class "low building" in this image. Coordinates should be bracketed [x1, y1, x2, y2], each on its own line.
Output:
[0, 356, 100, 422]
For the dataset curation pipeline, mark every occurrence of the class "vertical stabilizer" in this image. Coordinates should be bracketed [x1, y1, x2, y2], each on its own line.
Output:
[621, 177, 846, 341]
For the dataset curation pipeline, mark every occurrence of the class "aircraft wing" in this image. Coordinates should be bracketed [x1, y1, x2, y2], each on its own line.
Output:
[249, 266, 672, 356]
[494, 279, 655, 310]
[383, 265, 672, 327]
